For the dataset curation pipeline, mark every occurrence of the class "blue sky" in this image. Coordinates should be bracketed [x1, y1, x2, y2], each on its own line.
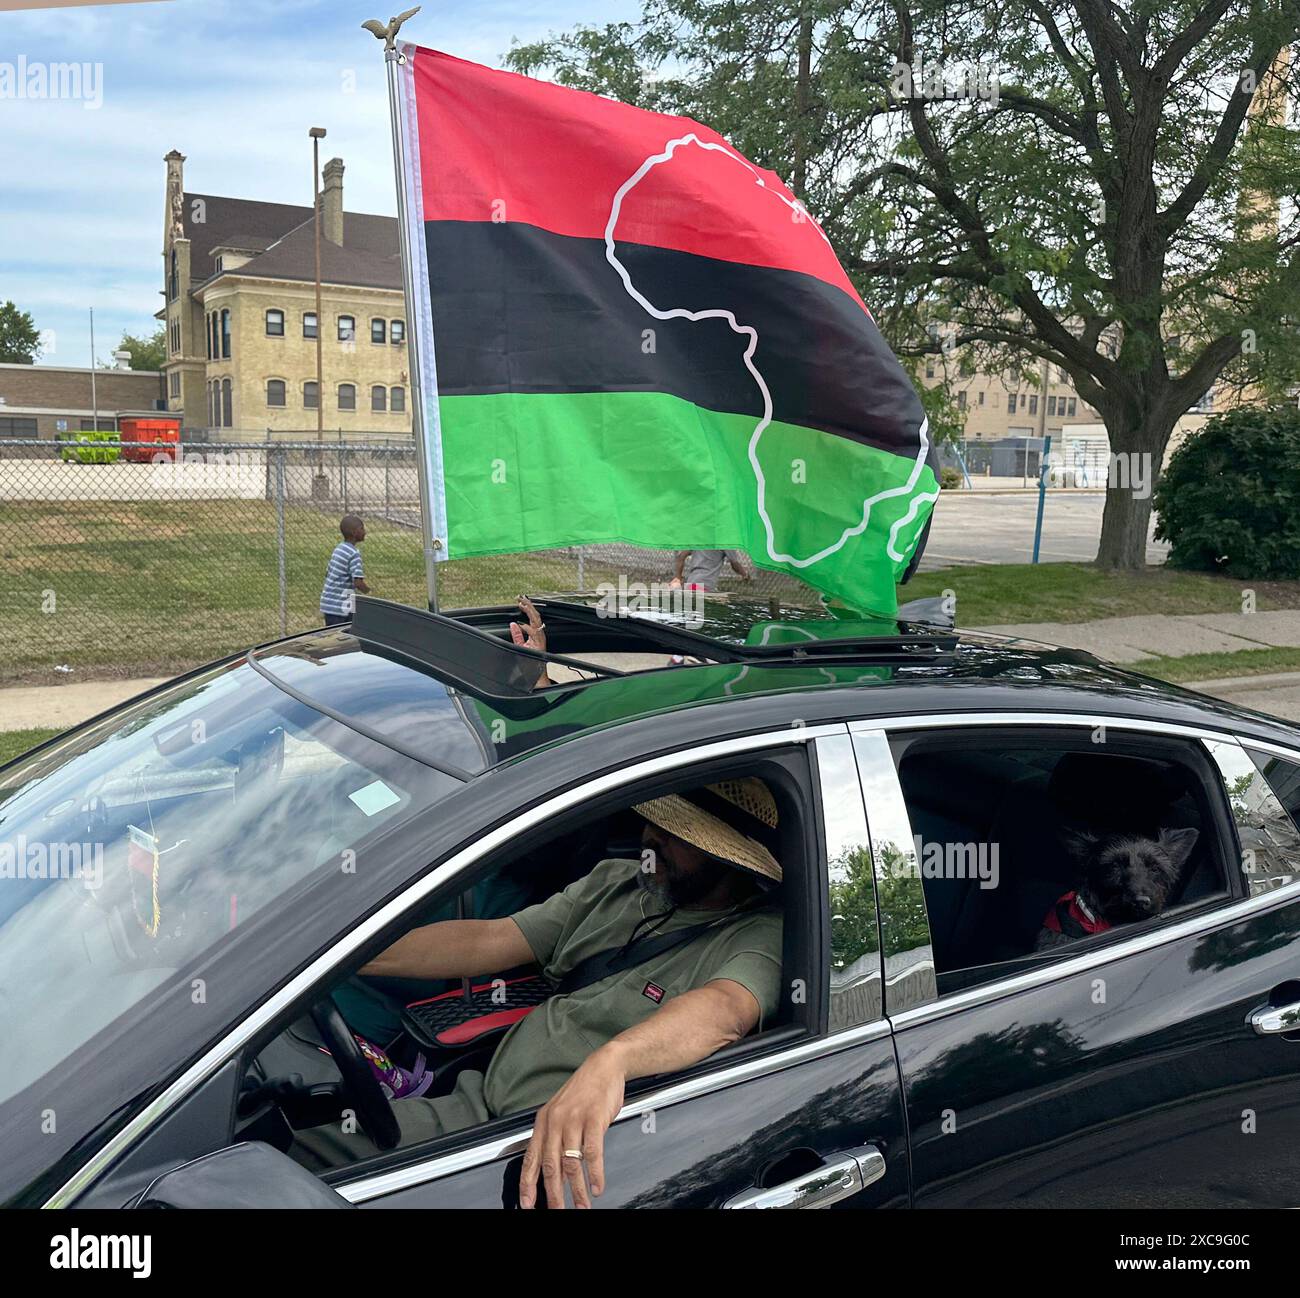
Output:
[0, 0, 636, 367]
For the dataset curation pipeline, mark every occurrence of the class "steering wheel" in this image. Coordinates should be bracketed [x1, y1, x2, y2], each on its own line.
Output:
[311, 995, 402, 1151]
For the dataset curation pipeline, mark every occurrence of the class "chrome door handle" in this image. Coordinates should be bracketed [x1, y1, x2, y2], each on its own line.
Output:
[1249, 1000, 1300, 1035]
[722, 1145, 885, 1210]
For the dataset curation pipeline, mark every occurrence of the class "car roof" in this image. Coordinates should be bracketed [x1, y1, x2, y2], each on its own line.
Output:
[245, 600, 1300, 775]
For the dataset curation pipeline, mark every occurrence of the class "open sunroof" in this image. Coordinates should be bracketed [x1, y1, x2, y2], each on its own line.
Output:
[349, 596, 622, 701]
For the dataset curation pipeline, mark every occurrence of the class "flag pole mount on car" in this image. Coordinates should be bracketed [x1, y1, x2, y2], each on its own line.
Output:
[365, 6, 440, 612]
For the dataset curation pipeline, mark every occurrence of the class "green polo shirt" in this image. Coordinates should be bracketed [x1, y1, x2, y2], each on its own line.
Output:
[482, 858, 784, 1118]
[292, 858, 784, 1170]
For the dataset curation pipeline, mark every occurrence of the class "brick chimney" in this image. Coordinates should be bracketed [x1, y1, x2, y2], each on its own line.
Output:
[321, 156, 345, 245]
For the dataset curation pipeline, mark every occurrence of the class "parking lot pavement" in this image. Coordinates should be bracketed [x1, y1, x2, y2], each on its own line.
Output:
[920, 489, 1169, 569]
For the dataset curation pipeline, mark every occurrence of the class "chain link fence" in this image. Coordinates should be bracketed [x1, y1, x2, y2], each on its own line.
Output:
[1, 439, 817, 684]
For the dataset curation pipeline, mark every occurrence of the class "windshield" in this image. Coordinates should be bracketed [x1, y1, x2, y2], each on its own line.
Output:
[0, 658, 459, 1200]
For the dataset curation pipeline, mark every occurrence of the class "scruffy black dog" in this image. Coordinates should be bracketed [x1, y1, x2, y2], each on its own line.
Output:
[1035, 827, 1200, 949]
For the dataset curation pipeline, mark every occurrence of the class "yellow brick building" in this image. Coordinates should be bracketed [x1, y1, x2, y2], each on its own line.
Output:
[158, 150, 413, 438]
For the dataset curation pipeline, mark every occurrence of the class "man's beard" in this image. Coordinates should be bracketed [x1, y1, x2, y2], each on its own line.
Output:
[637, 855, 730, 907]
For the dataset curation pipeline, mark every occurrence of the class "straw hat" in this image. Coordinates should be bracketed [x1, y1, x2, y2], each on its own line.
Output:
[633, 777, 782, 885]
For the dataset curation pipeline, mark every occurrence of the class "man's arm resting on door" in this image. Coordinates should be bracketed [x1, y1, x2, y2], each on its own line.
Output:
[358, 916, 535, 980]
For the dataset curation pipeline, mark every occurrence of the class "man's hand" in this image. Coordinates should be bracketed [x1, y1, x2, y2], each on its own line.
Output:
[519, 1045, 626, 1210]
[516, 979, 760, 1208]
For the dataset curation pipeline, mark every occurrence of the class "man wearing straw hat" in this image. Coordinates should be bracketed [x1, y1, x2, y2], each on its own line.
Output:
[297, 777, 784, 1208]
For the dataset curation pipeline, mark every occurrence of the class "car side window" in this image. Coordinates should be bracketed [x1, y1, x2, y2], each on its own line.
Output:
[262, 753, 812, 1178]
[1206, 742, 1300, 896]
[889, 730, 1233, 997]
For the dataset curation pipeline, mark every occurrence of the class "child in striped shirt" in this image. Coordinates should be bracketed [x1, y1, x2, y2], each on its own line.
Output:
[320, 514, 371, 625]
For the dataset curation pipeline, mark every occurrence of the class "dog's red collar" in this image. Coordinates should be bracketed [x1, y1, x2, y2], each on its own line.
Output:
[1043, 890, 1111, 938]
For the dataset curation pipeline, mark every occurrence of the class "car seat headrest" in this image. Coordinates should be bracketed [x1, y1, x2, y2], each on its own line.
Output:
[1048, 753, 1187, 832]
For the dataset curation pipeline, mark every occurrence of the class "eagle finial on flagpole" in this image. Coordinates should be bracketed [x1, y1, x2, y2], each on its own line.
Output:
[362, 6, 421, 54]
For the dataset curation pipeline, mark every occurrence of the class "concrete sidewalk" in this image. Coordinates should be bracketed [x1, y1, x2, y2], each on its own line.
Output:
[0, 678, 168, 733]
[973, 610, 1300, 664]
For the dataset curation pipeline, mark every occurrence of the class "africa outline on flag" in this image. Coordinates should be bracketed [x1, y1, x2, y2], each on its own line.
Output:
[602, 132, 940, 570]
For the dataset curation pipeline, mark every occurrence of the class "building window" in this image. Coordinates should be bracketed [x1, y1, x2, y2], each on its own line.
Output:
[221, 377, 233, 428]
[1067, 398, 1077, 416]
[266, 309, 285, 337]
[1028, 395, 1038, 415]
[304, 381, 319, 410]
[1047, 396, 1057, 416]
[207, 381, 215, 427]
[303, 312, 318, 340]
[371, 384, 387, 412]
[371, 318, 386, 345]
[1007, 393, 1017, 415]
[215, 255, 224, 273]
[221, 308, 231, 360]
[925, 359, 935, 380]
[168, 248, 178, 301]
[80, 418, 115, 432]
[338, 315, 355, 343]
[266, 379, 286, 407]
[338, 383, 356, 411]
[169, 371, 180, 397]
[391, 320, 405, 346]
[0, 416, 39, 437]
[977, 390, 985, 406]
[957, 390, 967, 410]
[390, 385, 406, 413]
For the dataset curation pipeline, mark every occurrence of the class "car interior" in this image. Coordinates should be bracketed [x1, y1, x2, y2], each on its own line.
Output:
[893, 735, 1234, 995]
[235, 752, 817, 1170]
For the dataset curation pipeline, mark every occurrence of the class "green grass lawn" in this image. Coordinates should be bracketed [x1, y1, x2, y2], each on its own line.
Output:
[0, 728, 59, 767]
[904, 562, 1300, 627]
[7, 493, 1300, 684]
[1136, 647, 1300, 685]
[4, 499, 634, 679]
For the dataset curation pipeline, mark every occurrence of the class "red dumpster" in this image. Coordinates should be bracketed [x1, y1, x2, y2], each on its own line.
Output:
[120, 417, 181, 463]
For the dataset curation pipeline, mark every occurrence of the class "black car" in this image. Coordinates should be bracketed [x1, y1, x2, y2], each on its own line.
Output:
[3, 594, 1300, 1209]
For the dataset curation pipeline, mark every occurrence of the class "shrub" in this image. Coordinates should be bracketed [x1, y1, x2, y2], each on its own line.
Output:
[1153, 405, 1300, 579]
[939, 464, 963, 490]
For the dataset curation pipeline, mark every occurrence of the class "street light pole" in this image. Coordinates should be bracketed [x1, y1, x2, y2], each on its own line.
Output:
[88, 307, 99, 432]
[310, 126, 328, 498]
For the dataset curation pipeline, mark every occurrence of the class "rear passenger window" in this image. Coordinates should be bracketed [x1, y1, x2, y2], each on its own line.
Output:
[1214, 747, 1300, 896]
[891, 733, 1232, 995]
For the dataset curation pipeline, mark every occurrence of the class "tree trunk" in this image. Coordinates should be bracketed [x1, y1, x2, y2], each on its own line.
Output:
[1092, 407, 1178, 571]
[1095, 484, 1155, 570]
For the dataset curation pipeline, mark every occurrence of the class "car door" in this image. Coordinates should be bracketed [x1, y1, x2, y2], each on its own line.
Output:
[332, 729, 910, 1209]
[852, 717, 1300, 1209]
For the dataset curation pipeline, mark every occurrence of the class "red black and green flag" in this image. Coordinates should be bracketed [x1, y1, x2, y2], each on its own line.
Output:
[395, 46, 938, 614]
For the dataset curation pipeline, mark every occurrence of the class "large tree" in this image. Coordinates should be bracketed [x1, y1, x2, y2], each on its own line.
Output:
[0, 300, 41, 364]
[511, 1, 1300, 569]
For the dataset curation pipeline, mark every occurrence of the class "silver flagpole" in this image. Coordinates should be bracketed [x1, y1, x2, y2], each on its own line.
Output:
[367, 6, 438, 612]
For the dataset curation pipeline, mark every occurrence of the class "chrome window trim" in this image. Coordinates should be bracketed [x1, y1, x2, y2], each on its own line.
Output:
[889, 876, 1300, 1031]
[337, 1018, 893, 1204]
[48, 721, 847, 1209]
[1235, 736, 1300, 765]
[853, 728, 938, 1013]
[849, 710, 1300, 757]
